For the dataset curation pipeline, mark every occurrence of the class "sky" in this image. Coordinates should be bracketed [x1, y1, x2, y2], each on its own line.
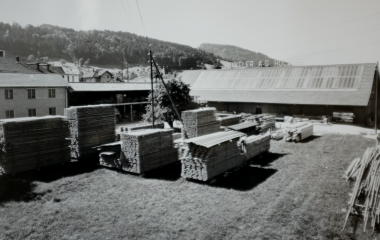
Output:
[0, 0, 379, 65]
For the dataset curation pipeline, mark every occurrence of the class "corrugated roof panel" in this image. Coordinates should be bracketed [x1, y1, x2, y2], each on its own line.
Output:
[184, 131, 246, 148]
[190, 63, 376, 106]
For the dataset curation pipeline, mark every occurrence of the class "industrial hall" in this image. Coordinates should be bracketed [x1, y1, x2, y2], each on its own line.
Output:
[182, 63, 379, 126]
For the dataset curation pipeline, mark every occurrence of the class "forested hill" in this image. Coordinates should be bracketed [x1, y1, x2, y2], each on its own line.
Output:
[199, 43, 278, 65]
[0, 22, 219, 69]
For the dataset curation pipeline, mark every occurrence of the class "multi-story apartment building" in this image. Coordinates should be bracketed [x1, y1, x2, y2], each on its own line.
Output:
[0, 54, 68, 119]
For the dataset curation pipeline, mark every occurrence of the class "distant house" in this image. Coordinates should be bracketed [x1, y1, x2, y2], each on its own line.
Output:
[0, 53, 68, 119]
[60, 66, 80, 83]
[81, 69, 115, 83]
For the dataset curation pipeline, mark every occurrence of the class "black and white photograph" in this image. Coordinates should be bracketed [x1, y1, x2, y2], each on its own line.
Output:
[0, 0, 380, 239]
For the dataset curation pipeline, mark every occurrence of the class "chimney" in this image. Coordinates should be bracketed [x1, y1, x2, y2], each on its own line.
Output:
[16, 56, 19, 63]
[36, 63, 40, 71]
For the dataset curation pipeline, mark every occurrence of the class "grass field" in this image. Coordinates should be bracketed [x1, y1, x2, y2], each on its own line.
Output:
[0, 133, 378, 240]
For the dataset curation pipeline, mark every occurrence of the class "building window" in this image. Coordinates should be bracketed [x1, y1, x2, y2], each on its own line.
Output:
[96, 78, 100, 83]
[28, 109, 36, 117]
[49, 107, 56, 115]
[27, 89, 36, 99]
[5, 110, 14, 118]
[67, 76, 70, 82]
[5, 89, 13, 99]
[72, 76, 74, 82]
[48, 89, 56, 98]
[106, 74, 110, 79]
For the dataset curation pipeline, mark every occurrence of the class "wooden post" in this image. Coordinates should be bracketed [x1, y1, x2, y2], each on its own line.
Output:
[130, 105, 133, 122]
[376, 62, 379, 145]
[150, 49, 154, 127]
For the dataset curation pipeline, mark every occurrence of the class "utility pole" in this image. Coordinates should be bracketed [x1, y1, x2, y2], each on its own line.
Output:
[376, 62, 379, 145]
[121, 51, 123, 82]
[149, 47, 155, 127]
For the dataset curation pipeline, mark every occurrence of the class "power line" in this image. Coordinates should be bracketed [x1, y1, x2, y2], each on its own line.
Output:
[268, 24, 380, 52]
[135, 0, 150, 46]
[284, 39, 380, 59]
[256, 11, 380, 44]
[119, 0, 134, 32]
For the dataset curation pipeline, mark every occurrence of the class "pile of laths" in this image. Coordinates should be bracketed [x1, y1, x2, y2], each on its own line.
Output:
[343, 146, 380, 233]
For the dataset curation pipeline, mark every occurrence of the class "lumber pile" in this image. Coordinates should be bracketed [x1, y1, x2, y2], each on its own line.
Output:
[217, 115, 241, 127]
[120, 123, 165, 133]
[119, 129, 177, 174]
[255, 115, 276, 134]
[284, 122, 313, 142]
[180, 131, 246, 181]
[343, 146, 380, 232]
[65, 105, 116, 159]
[240, 133, 271, 160]
[0, 116, 70, 174]
[271, 130, 285, 140]
[182, 108, 220, 139]
[227, 122, 258, 136]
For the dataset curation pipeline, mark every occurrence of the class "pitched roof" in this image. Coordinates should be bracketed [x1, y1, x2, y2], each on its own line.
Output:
[82, 69, 113, 79]
[0, 73, 69, 87]
[190, 63, 377, 106]
[22, 62, 63, 74]
[0, 57, 40, 74]
[180, 70, 202, 85]
[68, 83, 153, 92]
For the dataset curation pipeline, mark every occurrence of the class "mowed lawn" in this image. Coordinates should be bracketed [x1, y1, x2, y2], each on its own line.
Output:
[0, 133, 377, 240]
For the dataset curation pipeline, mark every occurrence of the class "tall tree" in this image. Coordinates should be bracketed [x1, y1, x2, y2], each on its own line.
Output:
[142, 78, 198, 127]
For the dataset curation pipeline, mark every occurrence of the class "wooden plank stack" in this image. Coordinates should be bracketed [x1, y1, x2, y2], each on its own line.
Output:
[271, 130, 285, 140]
[119, 129, 177, 174]
[217, 115, 241, 127]
[182, 108, 220, 139]
[257, 115, 276, 133]
[65, 105, 116, 159]
[0, 116, 70, 174]
[284, 122, 313, 142]
[343, 146, 380, 233]
[180, 132, 246, 181]
[120, 123, 165, 133]
[240, 133, 271, 160]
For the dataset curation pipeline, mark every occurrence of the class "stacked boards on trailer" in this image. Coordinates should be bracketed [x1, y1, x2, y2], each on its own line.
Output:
[180, 131, 246, 181]
[120, 129, 177, 174]
[65, 105, 116, 159]
[0, 116, 70, 174]
[182, 108, 220, 139]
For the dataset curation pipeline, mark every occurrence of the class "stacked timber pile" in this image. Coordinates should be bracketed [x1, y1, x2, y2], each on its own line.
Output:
[0, 116, 70, 174]
[257, 115, 276, 133]
[65, 105, 116, 159]
[284, 122, 313, 142]
[180, 131, 246, 181]
[182, 108, 220, 139]
[119, 129, 177, 174]
[343, 146, 380, 232]
[240, 133, 271, 160]
[120, 123, 165, 133]
[217, 115, 242, 127]
[227, 122, 258, 136]
[271, 130, 285, 140]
